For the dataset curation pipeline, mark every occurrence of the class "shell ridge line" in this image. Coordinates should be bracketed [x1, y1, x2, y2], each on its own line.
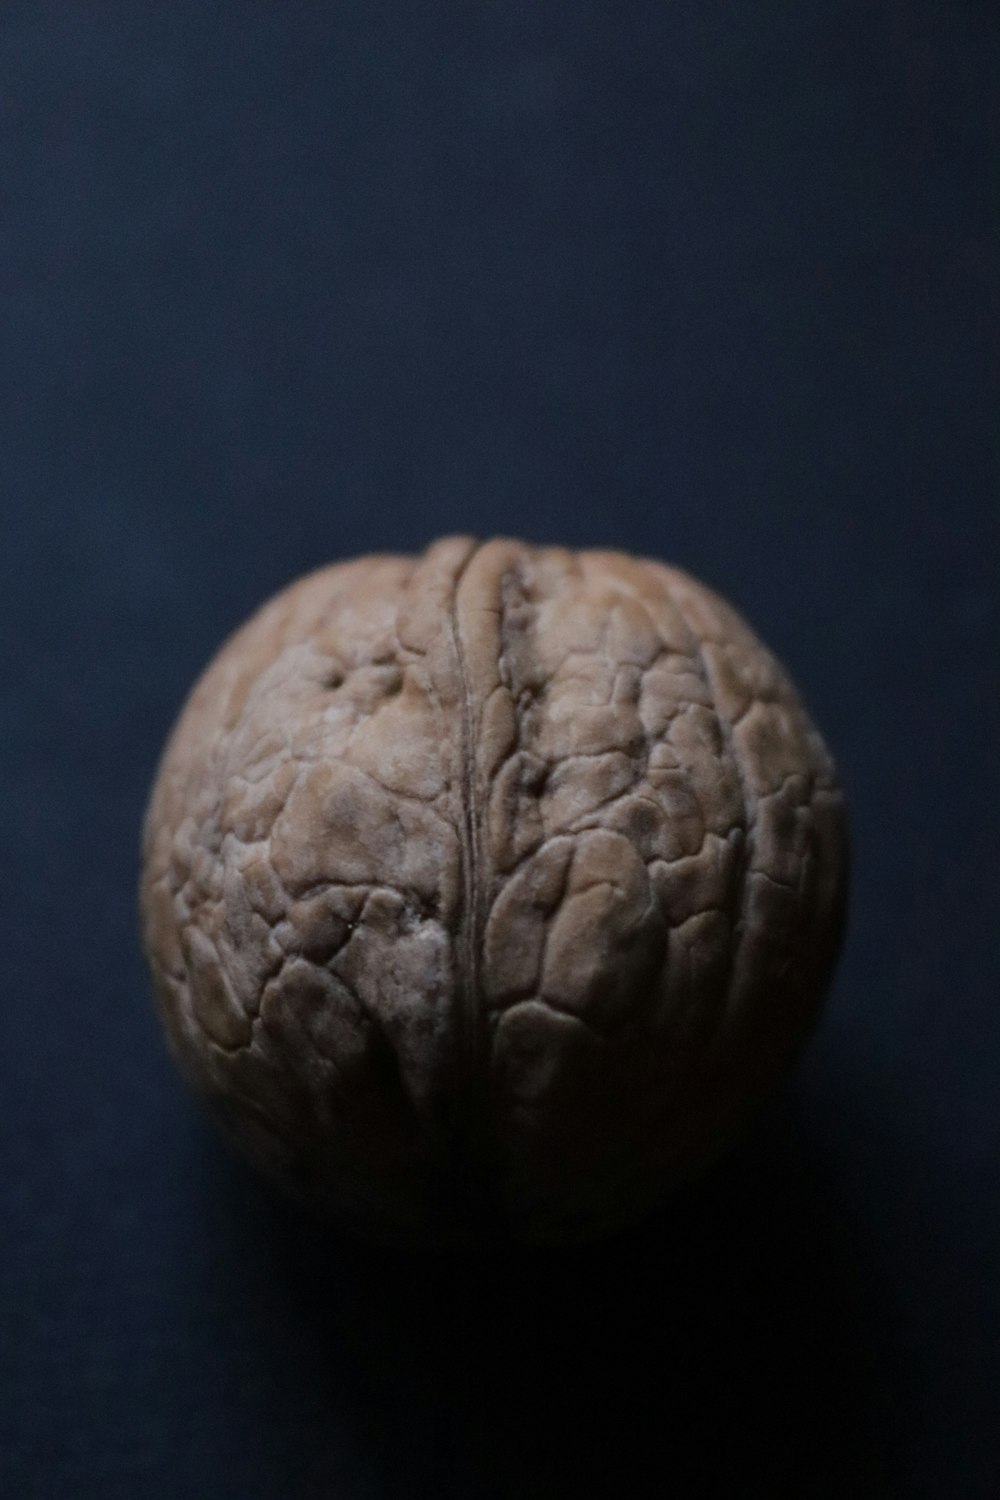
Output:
[446, 540, 486, 1099]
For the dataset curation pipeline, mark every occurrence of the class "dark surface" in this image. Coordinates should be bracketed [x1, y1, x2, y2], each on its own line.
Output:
[1, 3, 997, 1497]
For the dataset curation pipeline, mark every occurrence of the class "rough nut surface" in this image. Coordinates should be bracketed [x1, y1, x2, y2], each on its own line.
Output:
[140, 537, 848, 1243]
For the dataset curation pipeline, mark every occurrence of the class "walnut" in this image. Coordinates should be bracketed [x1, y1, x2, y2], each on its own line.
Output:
[140, 537, 848, 1244]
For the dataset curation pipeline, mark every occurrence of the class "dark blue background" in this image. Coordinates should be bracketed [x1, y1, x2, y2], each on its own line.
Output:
[1, 3, 997, 1496]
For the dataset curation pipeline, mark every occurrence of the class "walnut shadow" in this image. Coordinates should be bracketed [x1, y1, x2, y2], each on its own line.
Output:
[197, 1088, 900, 1499]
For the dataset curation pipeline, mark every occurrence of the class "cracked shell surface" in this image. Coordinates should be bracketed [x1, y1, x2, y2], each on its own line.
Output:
[140, 537, 848, 1244]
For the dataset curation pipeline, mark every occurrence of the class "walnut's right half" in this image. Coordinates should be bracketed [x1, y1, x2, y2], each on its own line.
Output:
[455, 542, 848, 1241]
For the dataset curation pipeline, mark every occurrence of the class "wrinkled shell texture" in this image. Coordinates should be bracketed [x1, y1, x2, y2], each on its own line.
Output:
[141, 538, 847, 1244]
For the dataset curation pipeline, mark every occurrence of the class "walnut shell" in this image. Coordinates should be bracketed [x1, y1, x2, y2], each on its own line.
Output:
[140, 537, 848, 1244]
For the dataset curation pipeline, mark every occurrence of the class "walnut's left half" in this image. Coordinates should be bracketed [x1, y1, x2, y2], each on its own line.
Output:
[139, 539, 480, 1243]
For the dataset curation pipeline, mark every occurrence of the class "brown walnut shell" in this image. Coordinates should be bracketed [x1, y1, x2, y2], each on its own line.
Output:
[140, 537, 848, 1244]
